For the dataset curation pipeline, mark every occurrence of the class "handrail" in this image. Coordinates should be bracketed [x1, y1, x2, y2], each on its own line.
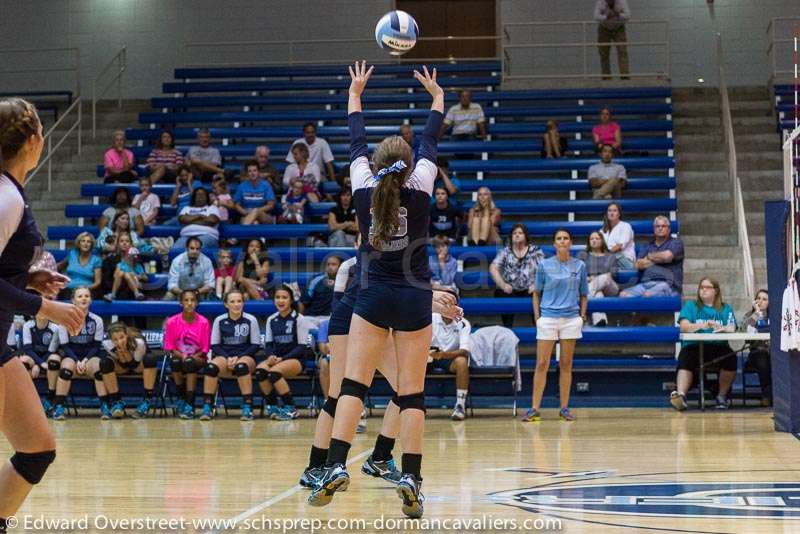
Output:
[501, 19, 669, 82]
[716, 33, 754, 301]
[25, 98, 82, 193]
[0, 47, 81, 95]
[92, 46, 127, 139]
[182, 36, 499, 67]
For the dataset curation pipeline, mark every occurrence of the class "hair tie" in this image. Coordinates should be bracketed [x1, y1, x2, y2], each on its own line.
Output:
[375, 160, 407, 180]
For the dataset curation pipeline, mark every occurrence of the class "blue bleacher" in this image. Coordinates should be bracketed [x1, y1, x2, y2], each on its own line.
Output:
[449, 157, 674, 174]
[139, 104, 671, 126]
[125, 120, 674, 142]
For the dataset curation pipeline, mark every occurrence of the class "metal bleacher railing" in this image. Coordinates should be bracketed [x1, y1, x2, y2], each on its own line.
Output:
[92, 46, 127, 139]
[767, 17, 800, 84]
[501, 20, 670, 82]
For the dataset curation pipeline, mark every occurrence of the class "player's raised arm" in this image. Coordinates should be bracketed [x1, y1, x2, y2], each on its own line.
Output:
[413, 66, 444, 113]
[347, 60, 374, 115]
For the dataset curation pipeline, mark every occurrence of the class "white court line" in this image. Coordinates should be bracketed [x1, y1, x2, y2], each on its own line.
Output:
[206, 448, 373, 534]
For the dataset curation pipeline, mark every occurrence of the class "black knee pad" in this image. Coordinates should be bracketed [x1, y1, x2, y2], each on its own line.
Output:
[339, 378, 369, 401]
[93, 371, 104, 381]
[322, 396, 338, 417]
[254, 368, 269, 382]
[10, 450, 56, 485]
[203, 362, 219, 378]
[397, 392, 426, 413]
[266, 371, 283, 384]
[233, 362, 250, 377]
[182, 358, 198, 374]
[169, 356, 183, 374]
[143, 354, 158, 369]
[47, 359, 61, 371]
[58, 368, 73, 381]
[99, 357, 115, 374]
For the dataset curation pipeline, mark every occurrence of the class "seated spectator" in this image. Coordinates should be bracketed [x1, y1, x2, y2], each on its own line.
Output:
[588, 145, 627, 199]
[740, 289, 771, 406]
[233, 159, 276, 225]
[429, 186, 463, 240]
[542, 120, 568, 159]
[168, 165, 203, 220]
[592, 107, 622, 153]
[186, 127, 224, 183]
[49, 287, 107, 421]
[399, 124, 419, 159]
[256, 284, 309, 420]
[98, 187, 145, 235]
[234, 239, 270, 301]
[211, 176, 234, 223]
[203, 289, 261, 421]
[429, 235, 457, 290]
[103, 130, 137, 183]
[327, 188, 358, 247]
[104, 246, 147, 302]
[577, 231, 620, 326]
[298, 255, 342, 344]
[132, 176, 160, 225]
[285, 122, 336, 182]
[441, 89, 486, 141]
[255, 145, 282, 196]
[166, 237, 215, 300]
[58, 232, 102, 295]
[164, 289, 210, 419]
[279, 179, 309, 224]
[214, 249, 235, 300]
[96, 211, 152, 256]
[670, 278, 737, 411]
[146, 130, 184, 183]
[283, 143, 321, 203]
[434, 158, 461, 203]
[489, 223, 544, 328]
[175, 187, 221, 250]
[429, 294, 472, 421]
[621, 215, 683, 298]
[600, 202, 635, 269]
[467, 186, 502, 246]
[98, 231, 147, 300]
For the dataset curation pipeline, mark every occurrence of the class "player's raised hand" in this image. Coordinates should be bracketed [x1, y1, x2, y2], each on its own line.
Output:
[413, 66, 443, 98]
[348, 60, 374, 97]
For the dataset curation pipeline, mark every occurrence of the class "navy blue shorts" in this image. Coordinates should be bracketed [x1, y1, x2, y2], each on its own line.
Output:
[427, 358, 453, 373]
[328, 298, 355, 337]
[353, 283, 432, 332]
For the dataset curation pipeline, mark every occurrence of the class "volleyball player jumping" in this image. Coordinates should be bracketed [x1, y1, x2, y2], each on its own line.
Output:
[308, 62, 444, 519]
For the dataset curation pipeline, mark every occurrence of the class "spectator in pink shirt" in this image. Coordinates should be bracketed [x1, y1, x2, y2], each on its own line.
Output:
[103, 130, 137, 184]
[164, 289, 210, 419]
[592, 107, 622, 154]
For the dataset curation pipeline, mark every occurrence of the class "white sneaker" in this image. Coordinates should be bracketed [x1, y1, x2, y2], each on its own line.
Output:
[451, 404, 466, 421]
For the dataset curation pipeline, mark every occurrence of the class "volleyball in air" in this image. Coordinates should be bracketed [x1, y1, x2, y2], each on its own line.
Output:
[375, 10, 419, 55]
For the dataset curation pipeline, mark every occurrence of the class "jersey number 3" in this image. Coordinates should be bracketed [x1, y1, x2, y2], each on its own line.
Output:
[368, 207, 408, 239]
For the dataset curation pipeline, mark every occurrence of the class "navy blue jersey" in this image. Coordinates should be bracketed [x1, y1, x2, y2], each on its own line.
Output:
[0, 174, 45, 363]
[210, 312, 261, 357]
[263, 310, 306, 360]
[58, 312, 105, 360]
[301, 273, 335, 316]
[349, 110, 442, 287]
[22, 319, 59, 364]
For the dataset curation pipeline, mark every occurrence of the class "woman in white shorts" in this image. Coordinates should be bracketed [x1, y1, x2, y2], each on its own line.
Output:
[524, 228, 588, 422]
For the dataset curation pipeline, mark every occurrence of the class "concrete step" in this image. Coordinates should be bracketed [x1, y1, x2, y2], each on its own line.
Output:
[678, 199, 773, 212]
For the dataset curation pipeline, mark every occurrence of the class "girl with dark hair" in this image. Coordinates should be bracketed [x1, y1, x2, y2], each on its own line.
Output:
[147, 130, 184, 183]
[328, 188, 358, 247]
[308, 62, 443, 519]
[524, 229, 588, 423]
[0, 99, 84, 528]
[740, 289, 771, 406]
[600, 202, 635, 269]
[234, 238, 270, 301]
[256, 284, 308, 421]
[489, 223, 544, 328]
[577, 231, 621, 326]
[98, 187, 145, 235]
[428, 186, 462, 240]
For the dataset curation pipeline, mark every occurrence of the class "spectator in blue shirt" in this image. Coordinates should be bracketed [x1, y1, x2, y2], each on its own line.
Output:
[525, 228, 588, 423]
[166, 237, 215, 300]
[58, 232, 102, 294]
[670, 277, 737, 411]
[234, 159, 276, 225]
[621, 216, 684, 298]
[429, 235, 457, 290]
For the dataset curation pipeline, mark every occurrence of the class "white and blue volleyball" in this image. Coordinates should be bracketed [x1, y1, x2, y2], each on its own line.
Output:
[375, 10, 419, 55]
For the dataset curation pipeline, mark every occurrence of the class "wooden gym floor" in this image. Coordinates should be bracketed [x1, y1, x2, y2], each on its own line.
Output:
[3, 408, 799, 533]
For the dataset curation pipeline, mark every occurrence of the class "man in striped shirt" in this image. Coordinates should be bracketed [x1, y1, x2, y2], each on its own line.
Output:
[441, 90, 486, 141]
